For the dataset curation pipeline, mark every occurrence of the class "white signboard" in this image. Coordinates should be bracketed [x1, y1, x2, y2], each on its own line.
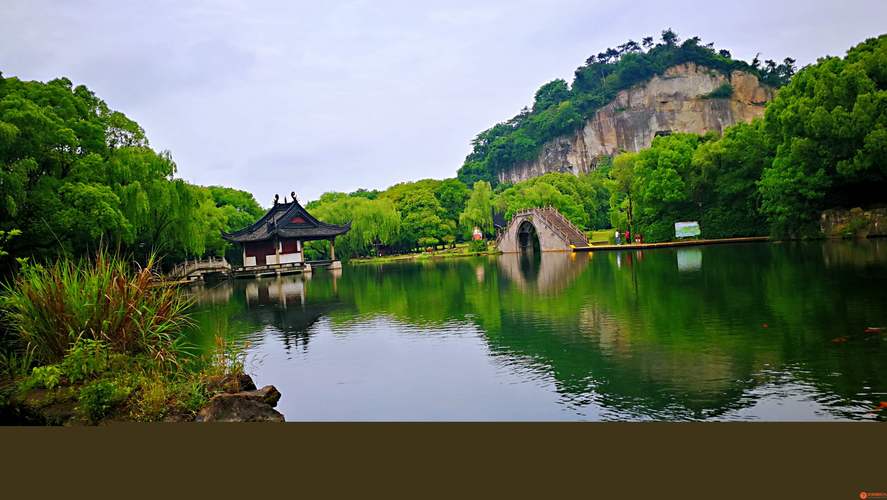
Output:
[675, 221, 701, 238]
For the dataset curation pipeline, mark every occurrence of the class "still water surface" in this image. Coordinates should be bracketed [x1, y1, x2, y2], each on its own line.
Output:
[188, 241, 887, 421]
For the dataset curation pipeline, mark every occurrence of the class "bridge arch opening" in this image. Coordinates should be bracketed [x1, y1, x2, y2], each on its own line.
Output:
[517, 220, 540, 254]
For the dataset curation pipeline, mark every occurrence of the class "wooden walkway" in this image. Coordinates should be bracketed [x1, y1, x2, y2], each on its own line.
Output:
[572, 236, 769, 252]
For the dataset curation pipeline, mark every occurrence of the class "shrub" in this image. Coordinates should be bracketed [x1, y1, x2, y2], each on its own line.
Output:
[60, 338, 111, 383]
[77, 379, 131, 422]
[0, 346, 35, 380]
[701, 83, 733, 99]
[22, 365, 63, 390]
[0, 250, 194, 366]
[468, 239, 488, 253]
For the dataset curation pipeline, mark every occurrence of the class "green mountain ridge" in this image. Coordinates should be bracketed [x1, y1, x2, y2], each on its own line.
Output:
[456, 29, 795, 186]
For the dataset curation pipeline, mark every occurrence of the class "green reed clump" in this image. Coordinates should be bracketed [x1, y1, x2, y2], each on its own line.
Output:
[0, 251, 194, 367]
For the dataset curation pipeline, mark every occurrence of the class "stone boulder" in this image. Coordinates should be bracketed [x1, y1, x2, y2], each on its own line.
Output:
[204, 373, 257, 394]
[195, 392, 284, 423]
[229, 385, 281, 408]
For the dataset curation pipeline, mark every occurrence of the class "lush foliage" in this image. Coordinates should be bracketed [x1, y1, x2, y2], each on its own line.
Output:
[305, 178, 478, 259]
[493, 172, 610, 231]
[303, 194, 401, 260]
[457, 29, 795, 185]
[0, 251, 193, 366]
[487, 34, 885, 242]
[0, 73, 263, 265]
[0, 251, 250, 422]
[459, 181, 494, 237]
[758, 34, 887, 236]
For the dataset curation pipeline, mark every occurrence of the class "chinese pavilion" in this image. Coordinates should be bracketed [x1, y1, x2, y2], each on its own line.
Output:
[222, 192, 351, 276]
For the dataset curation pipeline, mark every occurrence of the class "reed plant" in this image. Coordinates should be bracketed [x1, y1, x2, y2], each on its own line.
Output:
[0, 250, 194, 368]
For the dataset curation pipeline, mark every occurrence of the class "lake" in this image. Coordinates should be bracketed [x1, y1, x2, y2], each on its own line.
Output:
[187, 240, 887, 421]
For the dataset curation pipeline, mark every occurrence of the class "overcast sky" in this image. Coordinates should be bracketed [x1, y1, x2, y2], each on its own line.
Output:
[2, 1, 885, 205]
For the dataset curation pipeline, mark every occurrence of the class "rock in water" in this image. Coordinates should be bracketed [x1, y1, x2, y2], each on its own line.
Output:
[231, 385, 282, 408]
[205, 373, 257, 394]
[196, 393, 284, 422]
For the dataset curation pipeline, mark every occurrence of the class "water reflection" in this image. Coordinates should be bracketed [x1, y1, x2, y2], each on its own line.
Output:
[187, 241, 887, 421]
[676, 248, 702, 271]
[497, 252, 589, 293]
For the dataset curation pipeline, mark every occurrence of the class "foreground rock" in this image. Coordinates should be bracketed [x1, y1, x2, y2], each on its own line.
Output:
[195, 375, 285, 423]
[195, 392, 284, 422]
[0, 372, 285, 424]
[204, 373, 257, 393]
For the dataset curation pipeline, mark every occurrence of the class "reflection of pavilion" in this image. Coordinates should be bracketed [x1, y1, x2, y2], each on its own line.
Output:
[497, 252, 589, 293]
[242, 274, 333, 353]
[245, 276, 306, 307]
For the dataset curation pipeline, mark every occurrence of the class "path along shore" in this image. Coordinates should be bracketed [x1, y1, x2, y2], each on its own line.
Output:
[572, 236, 770, 252]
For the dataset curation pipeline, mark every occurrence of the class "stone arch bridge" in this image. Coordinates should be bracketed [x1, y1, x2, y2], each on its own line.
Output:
[495, 207, 589, 253]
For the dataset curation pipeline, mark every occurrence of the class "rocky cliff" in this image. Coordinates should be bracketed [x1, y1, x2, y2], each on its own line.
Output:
[498, 62, 775, 184]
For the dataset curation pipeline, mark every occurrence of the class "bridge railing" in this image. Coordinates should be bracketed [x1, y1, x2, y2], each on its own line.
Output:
[539, 206, 588, 244]
[508, 208, 571, 248]
[169, 256, 231, 278]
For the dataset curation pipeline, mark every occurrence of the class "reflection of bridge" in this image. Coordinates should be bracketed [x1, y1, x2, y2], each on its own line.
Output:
[496, 207, 589, 253]
[497, 252, 589, 294]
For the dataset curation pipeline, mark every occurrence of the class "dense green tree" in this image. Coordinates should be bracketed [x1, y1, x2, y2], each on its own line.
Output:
[206, 185, 265, 234]
[396, 189, 448, 249]
[434, 178, 470, 235]
[533, 79, 571, 112]
[0, 72, 262, 265]
[758, 34, 887, 236]
[691, 121, 770, 238]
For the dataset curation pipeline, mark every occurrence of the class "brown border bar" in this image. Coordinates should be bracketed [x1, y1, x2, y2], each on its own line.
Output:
[1, 422, 883, 499]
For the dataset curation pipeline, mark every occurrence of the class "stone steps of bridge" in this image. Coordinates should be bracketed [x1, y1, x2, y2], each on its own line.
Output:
[538, 211, 588, 247]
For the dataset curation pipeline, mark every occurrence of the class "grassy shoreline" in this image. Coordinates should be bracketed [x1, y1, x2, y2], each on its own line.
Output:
[349, 242, 500, 265]
[0, 252, 248, 424]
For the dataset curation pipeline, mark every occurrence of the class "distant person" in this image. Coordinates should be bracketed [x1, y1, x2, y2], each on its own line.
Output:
[636, 234, 642, 244]
[625, 229, 631, 244]
[615, 230, 621, 245]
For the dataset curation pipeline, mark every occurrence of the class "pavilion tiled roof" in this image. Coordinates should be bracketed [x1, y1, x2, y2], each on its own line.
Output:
[221, 199, 351, 243]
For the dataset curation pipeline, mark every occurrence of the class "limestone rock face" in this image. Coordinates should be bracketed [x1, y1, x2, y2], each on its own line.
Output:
[820, 207, 887, 238]
[498, 63, 775, 184]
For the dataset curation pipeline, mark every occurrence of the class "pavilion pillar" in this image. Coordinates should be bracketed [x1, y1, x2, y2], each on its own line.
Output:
[329, 238, 336, 261]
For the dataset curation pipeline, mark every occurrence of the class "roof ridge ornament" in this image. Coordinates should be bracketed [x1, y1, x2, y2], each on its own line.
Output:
[274, 193, 279, 205]
[291, 191, 297, 203]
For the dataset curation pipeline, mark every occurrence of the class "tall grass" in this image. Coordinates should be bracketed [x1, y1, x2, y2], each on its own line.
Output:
[0, 251, 194, 367]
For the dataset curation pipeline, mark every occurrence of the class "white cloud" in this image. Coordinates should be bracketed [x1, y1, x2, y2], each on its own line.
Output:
[1, 0, 884, 204]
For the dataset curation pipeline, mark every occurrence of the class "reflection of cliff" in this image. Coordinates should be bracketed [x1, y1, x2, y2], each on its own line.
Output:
[497, 252, 589, 294]
[186, 243, 887, 420]
[486, 305, 755, 419]
[820, 238, 886, 268]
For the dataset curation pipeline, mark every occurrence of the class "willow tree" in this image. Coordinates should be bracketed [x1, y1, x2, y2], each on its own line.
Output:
[306, 195, 401, 259]
[459, 181, 493, 237]
[607, 152, 638, 232]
